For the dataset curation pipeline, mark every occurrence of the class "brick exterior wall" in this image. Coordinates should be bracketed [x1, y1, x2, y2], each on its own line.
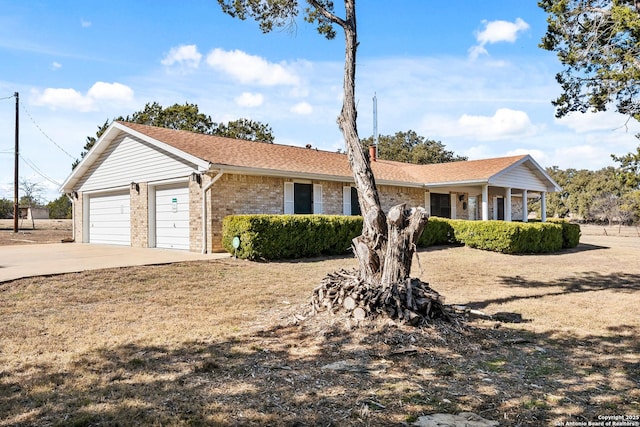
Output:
[378, 185, 425, 212]
[207, 174, 285, 252]
[455, 193, 469, 220]
[190, 176, 205, 252]
[204, 174, 431, 252]
[130, 183, 148, 248]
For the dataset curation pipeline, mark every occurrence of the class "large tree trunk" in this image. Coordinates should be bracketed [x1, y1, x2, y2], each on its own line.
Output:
[309, 0, 447, 324]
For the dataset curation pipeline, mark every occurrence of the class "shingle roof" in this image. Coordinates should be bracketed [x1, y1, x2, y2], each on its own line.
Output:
[118, 121, 529, 186]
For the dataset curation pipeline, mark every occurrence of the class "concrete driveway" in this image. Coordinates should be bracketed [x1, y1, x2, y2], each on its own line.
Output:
[0, 243, 229, 283]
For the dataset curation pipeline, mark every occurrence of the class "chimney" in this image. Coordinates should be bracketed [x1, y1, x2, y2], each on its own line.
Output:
[369, 145, 376, 162]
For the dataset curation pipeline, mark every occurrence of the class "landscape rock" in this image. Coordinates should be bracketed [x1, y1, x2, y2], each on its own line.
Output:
[413, 412, 499, 427]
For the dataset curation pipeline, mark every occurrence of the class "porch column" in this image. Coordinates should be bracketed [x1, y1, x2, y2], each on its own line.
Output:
[482, 184, 489, 221]
[541, 191, 547, 222]
[505, 187, 512, 222]
[522, 189, 528, 222]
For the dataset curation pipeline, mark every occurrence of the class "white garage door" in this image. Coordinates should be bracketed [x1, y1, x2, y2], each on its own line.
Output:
[89, 192, 131, 245]
[155, 185, 190, 250]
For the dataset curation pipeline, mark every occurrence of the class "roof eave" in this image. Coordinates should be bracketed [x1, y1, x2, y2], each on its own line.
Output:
[206, 164, 424, 188]
[425, 179, 488, 188]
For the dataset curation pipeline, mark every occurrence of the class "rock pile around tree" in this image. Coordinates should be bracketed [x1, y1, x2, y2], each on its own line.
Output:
[311, 269, 451, 325]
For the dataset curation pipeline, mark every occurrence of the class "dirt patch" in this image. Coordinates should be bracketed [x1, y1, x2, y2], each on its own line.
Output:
[0, 229, 638, 426]
[0, 219, 72, 245]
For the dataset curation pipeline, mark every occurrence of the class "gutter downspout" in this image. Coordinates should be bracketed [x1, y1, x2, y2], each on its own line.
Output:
[202, 169, 224, 254]
[66, 193, 75, 241]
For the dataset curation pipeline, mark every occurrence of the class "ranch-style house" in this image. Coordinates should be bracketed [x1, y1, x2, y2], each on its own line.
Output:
[60, 122, 561, 253]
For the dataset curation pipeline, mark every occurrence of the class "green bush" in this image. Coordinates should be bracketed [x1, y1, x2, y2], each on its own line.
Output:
[451, 220, 564, 254]
[417, 217, 455, 246]
[222, 214, 362, 260]
[548, 219, 581, 248]
[419, 217, 574, 254]
[223, 214, 581, 260]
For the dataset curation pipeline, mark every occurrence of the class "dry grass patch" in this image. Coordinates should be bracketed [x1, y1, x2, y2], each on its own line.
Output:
[1, 233, 639, 425]
[0, 219, 72, 245]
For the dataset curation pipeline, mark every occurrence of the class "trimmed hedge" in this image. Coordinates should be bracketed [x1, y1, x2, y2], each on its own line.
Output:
[419, 217, 581, 254]
[548, 218, 581, 249]
[222, 214, 581, 260]
[222, 214, 362, 260]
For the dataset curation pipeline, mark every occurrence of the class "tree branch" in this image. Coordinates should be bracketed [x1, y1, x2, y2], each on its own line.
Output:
[306, 0, 348, 29]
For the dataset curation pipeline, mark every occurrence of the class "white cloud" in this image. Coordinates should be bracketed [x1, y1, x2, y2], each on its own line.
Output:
[469, 18, 530, 60]
[51, 62, 61, 71]
[80, 19, 91, 28]
[235, 92, 264, 107]
[31, 82, 134, 112]
[290, 102, 313, 115]
[423, 108, 537, 141]
[477, 18, 529, 44]
[458, 108, 536, 140]
[556, 110, 640, 133]
[161, 44, 202, 70]
[551, 145, 612, 170]
[31, 88, 94, 111]
[468, 45, 488, 61]
[205, 48, 300, 86]
[87, 82, 134, 102]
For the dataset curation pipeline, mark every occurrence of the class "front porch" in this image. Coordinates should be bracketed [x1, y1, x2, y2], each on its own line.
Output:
[426, 185, 549, 222]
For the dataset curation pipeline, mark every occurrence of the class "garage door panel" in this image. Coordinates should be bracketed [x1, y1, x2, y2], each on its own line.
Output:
[155, 185, 189, 250]
[89, 192, 130, 245]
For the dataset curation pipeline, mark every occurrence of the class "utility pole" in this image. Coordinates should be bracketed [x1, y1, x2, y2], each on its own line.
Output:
[13, 92, 19, 233]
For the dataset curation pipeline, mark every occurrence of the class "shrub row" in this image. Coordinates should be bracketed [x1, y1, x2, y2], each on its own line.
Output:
[222, 214, 581, 260]
[222, 214, 362, 260]
[419, 217, 581, 253]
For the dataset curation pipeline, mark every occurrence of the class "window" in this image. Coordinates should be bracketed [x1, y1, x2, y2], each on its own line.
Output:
[284, 182, 322, 214]
[343, 186, 361, 215]
[430, 193, 451, 218]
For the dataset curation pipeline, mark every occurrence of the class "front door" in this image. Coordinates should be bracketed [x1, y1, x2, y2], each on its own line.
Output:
[497, 197, 505, 221]
[468, 196, 478, 220]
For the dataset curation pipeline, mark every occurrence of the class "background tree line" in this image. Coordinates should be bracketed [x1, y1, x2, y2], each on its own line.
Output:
[3, 98, 639, 225]
[538, 0, 640, 225]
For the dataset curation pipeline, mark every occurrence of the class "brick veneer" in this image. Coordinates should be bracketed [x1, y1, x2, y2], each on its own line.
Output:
[130, 183, 148, 248]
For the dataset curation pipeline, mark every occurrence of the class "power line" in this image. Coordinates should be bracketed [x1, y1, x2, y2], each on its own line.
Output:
[20, 102, 75, 159]
[0, 94, 16, 101]
[18, 153, 61, 187]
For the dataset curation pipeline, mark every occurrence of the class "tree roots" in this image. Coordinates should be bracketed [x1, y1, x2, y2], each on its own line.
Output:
[311, 269, 451, 325]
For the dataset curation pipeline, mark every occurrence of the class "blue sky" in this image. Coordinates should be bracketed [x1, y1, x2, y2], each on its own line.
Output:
[1, 0, 639, 202]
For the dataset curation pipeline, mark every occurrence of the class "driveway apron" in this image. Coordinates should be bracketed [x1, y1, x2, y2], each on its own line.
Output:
[0, 243, 228, 283]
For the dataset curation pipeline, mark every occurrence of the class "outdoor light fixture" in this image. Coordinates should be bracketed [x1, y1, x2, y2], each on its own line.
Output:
[72, 191, 78, 199]
[191, 172, 202, 185]
[130, 182, 139, 193]
[459, 194, 465, 202]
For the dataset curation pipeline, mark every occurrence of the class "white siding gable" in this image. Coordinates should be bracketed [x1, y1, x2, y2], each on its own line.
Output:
[78, 134, 198, 191]
[491, 163, 549, 192]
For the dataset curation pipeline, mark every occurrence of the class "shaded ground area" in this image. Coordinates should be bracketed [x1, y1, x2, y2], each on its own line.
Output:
[0, 228, 638, 425]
